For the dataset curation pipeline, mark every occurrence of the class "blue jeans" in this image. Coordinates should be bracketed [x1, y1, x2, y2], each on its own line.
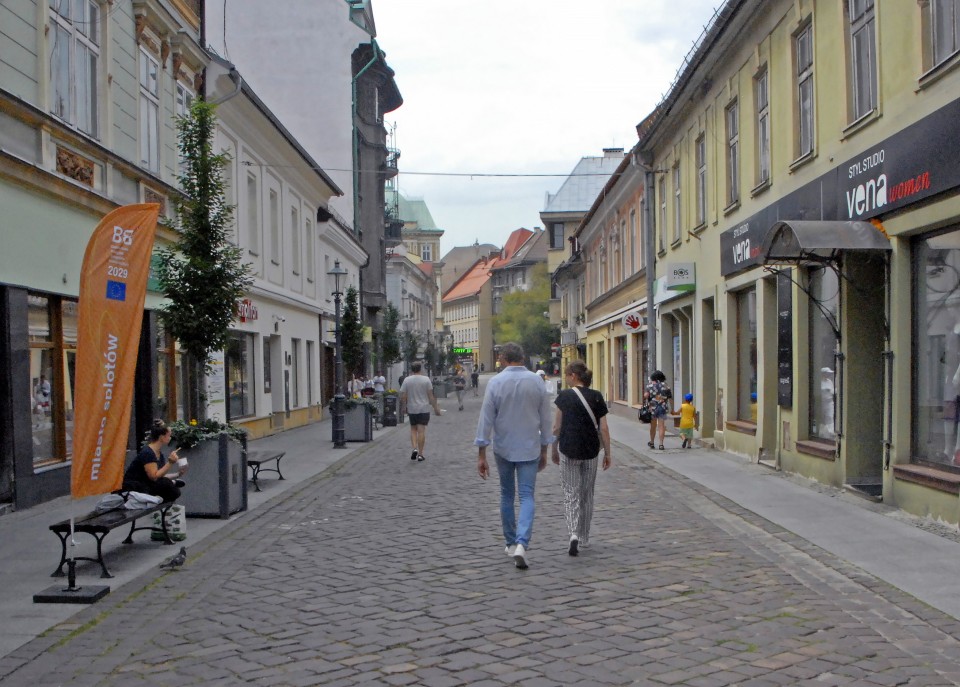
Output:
[495, 454, 540, 548]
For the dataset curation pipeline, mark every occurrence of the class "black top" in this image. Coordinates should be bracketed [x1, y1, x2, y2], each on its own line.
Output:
[555, 387, 608, 460]
[123, 445, 162, 490]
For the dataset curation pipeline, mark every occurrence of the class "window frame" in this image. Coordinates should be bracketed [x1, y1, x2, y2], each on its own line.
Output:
[673, 163, 682, 244]
[695, 135, 707, 226]
[48, 0, 100, 137]
[139, 47, 161, 173]
[847, 0, 878, 122]
[755, 67, 771, 187]
[795, 22, 816, 160]
[726, 100, 740, 206]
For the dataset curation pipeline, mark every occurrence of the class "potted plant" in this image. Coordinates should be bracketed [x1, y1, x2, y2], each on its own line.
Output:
[168, 419, 248, 518]
[334, 396, 376, 441]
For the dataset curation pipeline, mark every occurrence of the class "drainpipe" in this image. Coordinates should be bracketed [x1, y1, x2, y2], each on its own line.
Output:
[209, 67, 242, 105]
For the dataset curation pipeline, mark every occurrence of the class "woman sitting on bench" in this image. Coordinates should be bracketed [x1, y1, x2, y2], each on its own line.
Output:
[122, 420, 187, 502]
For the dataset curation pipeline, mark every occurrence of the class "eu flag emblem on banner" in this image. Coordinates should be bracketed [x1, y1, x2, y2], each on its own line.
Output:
[105, 280, 127, 301]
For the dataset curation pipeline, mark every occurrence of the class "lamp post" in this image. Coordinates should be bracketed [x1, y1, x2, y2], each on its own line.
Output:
[329, 260, 348, 448]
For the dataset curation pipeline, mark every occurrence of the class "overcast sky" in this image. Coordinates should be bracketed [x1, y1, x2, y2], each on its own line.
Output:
[373, 0, 723, 255]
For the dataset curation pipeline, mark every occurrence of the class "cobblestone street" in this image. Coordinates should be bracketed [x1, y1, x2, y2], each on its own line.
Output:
[5, 393, 960, 686]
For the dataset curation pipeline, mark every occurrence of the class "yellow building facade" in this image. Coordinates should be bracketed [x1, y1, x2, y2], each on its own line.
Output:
[636, 0, 960, 521]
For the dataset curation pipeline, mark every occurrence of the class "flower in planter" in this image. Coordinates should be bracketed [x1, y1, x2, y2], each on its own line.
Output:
[163, 418, 246, 451]
[385, 389, 398, 395]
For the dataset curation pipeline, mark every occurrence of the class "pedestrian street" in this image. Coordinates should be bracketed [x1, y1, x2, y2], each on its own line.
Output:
[5, 388, 960, 687]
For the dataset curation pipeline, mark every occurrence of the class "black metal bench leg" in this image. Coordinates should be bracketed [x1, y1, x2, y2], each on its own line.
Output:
[249, 463, 262, 491]
[275, 459, 285, 480]
[95, 533, 113, 578]
[51, 531, 69, 577]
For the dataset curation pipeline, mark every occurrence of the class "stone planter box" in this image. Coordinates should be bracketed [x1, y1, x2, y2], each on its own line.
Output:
[344, 403, 373, 442]
[177, 433, 248, 518]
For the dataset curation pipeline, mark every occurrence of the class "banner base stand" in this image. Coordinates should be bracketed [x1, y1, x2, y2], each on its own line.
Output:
[34, 581, 110, 604]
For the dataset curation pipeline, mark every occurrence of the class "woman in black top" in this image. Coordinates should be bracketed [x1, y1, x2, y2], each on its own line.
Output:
[122, 420, 185, 502]
[551, 360, 611, 556]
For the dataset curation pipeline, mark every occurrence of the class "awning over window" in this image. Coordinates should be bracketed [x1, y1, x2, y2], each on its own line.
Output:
[761, 220, 891, 264]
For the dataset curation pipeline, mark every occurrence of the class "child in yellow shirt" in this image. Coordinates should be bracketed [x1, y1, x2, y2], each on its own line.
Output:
[679, 393, 698, 449]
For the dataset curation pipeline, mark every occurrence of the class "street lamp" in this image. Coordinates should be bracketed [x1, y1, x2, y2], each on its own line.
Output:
[328, 260, 348, 448]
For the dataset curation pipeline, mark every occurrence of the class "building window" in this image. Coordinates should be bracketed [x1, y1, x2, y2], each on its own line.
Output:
[914, 229, 960, 466]
[139, 49, 160, 172]
[736, 288, 758, 421]
[695, 136, 706, 226]
[631, 209, 641, 270]
[550, 222, 564, 249]
[634, 331, 649, 405]
[28, 294, 78, 467]
[932, 0, 960, 67]
[246, 172, 260, 255]
[291, 206, 301, 275]
[421, 244, 433, 261]
[673, 164, 682, 243]
[615, 336, 628, 401]
[755, 67, 771, 185]
[847, 0, 877, 121]
[809, 267, 839, 441]
[658, 176, 667, 252]
[49, 0, 99, 137]
[620, 220, 628, 279]
[305, 218, 315, 282]
[726, 101, 740, 205]
[611, 230, 621, 285]
[795, 23, 815, 158]
[226, 332, 255, 419]
[176, 82, 194, 176]
[269, 188, 280, 264]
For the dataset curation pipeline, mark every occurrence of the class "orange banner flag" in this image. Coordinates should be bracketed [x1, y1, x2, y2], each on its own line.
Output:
[71, 204, 159, 498]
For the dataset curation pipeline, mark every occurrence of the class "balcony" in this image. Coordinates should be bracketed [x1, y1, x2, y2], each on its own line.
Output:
[384, 147, 400, 180]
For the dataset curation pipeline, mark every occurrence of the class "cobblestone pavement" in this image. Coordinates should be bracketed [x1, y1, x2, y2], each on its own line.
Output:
[6, 394, 960, 686]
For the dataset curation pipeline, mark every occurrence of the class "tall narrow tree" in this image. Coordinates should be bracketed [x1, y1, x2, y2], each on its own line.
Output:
[156, 100, 252, 418]
[341, 286, 364, 379]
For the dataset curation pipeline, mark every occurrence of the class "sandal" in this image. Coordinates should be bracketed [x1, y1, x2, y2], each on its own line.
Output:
[659, 445, 665, 450]
[647, 441, 655, 449]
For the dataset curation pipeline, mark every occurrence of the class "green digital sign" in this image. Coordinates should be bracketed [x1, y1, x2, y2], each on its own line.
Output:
[452, 347, 473, 355]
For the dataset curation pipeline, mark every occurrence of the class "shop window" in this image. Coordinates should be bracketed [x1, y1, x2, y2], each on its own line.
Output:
[633, 331, 649, 404]
[291, 338, 300, 407]
[615, 336, 628, 401]
[914, 230, 960, 466]
[263, 337, 272, 394]
[28, 294, 77, 467]
[226, 332, 255, 419]
[846, 0, 877, 122]
[155, 324, 182, 422]
[307, 341, 314, 405]
[736, 288, 758, 421]
[49, 0, 100, 137]
[808, 267, 839, 440]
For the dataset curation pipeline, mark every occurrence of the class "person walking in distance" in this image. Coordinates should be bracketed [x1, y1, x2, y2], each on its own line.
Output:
[551, 360, 611, 556]
[475, 342, 554, 569]
[470, 369, 480, 396]
[453, 369, 466, 410]
[644, 370, 673, 450]
[399, 361, 442, 462]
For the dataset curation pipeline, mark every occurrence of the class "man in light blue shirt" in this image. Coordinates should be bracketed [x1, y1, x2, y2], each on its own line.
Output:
[475, 342, 554, 569]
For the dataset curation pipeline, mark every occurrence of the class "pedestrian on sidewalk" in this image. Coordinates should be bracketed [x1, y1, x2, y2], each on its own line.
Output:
[551, 360, 610, 556]
[644, 370, 673, 450]
[475, 342, 554, 569]
[679, 393, 699, 448]
[470, 369, 480, 396]
[453, 370, 466, 410]
[399, 361, 442, 462]
[122, 420, 186, 502]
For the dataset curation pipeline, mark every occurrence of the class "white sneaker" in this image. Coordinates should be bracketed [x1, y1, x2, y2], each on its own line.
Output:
[504, 545, 516, 556]
[513, 543, 528, 569]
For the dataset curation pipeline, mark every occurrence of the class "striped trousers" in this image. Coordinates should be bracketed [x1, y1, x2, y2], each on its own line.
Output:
[559, 452, 599, 544]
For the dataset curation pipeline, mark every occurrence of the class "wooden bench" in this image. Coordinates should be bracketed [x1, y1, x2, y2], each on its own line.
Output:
[50, 501, 176, 579]
[246, 449, 286, 491]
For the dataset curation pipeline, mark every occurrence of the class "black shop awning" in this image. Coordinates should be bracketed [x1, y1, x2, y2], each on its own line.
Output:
[761, 220, 891, 264]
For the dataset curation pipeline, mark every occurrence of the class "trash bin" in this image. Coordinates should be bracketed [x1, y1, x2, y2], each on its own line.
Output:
[382, 395, 398, 427]
[152, 504, 187, 541]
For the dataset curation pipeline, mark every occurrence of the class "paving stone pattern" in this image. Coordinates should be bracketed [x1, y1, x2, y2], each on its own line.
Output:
[6, 395, 960, 686]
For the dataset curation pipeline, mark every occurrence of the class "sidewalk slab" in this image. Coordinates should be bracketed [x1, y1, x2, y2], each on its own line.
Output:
[607, 413, 960, 620]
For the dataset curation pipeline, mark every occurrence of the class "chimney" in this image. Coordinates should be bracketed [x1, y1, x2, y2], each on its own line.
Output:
[602, 147, 625, 157]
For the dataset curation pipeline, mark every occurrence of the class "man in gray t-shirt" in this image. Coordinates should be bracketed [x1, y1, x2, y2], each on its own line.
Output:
[399, 361, 441, 462]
